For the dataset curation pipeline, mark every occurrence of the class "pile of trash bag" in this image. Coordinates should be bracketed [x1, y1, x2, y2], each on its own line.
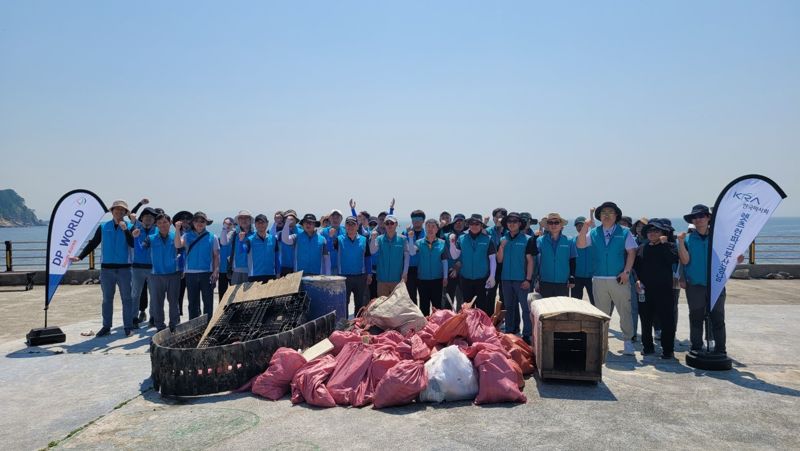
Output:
[247, 283, 532, 408]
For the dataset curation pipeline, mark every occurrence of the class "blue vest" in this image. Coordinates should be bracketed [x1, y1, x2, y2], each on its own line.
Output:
[459, 233, 491, 280]
[488, 226, 505, 249]
[232, 229, 255, 272]
[295, 231, 325, 275]
[279, 225, 301, 269]
[322, 226, 345, 272]
[338, 234, 367, 275]
[149, 231, 179, 275]
[501, 232, 530, 281]
[184, 231, 216, 272]
[590, 226, 629, 277]
[416, 238, 446, 280]
[404, 228, 426, 267]
[376, 234, 406, 283]
[247, 233, 278, 277]
[132, 223, 155, 266]
[684, 233, 709, 286]
[537, 233, 572, 283]
[101, 220, 132, 265]
[218, 238, 232, 273]
[574, 237, 594, 278]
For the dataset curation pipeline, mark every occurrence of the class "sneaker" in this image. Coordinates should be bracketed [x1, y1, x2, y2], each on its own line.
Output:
[623, 340, 635, 355]
[95, 326, 111, 337]
[660, 352, 675, 360]
[138, 311, 147, 323]
[654, 330, 662, 340]
[148, 318, 156, 328]
[131, 319, 141, 328]
[642, 348, 656, 356]
[124, 328, 133, 337]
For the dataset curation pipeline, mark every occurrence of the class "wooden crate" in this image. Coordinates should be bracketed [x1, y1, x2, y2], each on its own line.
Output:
[530, 296, 610, 382]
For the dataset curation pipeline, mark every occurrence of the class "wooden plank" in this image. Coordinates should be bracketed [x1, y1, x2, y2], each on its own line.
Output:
[301, 338, 334, 361]
[541, 371, 601, 382]
[542, 320, 582, 332]
[541, 330, 554, 372]
[585, 329, 600, 373]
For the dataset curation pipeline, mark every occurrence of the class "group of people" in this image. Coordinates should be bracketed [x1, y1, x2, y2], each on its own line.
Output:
[72, 198, 739, 360]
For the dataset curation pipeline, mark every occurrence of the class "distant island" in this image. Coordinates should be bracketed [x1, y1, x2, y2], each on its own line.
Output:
[0, 189, 45, 227]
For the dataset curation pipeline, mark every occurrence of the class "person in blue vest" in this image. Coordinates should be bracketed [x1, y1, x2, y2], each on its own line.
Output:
[367, 216, 380, 299]
[276, 210, 301, 276]
[217, 216, 234, 299]
[369, 215, 409, 297]
[141, 212, 181, 331]
[322, 209, 346, 275]
[520, 213, 538, 237]
[240, 214, 280, 283]
[71, 200, 136, 337]
[634, 219, 679, 358]
[448, 214, 497, 316]
[487, 208, 507, 308]
[174, 212, 220, 320]
[281, 213, 331, 275]
[570, 216, 596, 305]
[576, 201, 638, 355]
[437, 211, 451, 239]
[402, 209, 426, 304]
[407, 218, 448, 315]
[171, 210, 193, 315]
[536, 213, 577, 298]
[348, 198, 373, 237]
[443, 213, 467, 306]
[329, 216, 372, 315]
[678, 204, 743, 355]
[129, 206, 157, 328]
[496, 212, 538, 342]
[219, 210, 255, 284]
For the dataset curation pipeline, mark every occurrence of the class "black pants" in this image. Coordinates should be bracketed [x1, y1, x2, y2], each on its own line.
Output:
[539, 281, 570, 298]
[652, 288, 680, 332]
[445, 273, 460, 305]
[369, 270, 378, 300]
[344, 274, 368, 316]
[406, 266, 419, 303]
[138, 280, 149, 312]
[418, 278, 444, 316]
[280, 267, 293, 277]
[486, 262, 504, 306]
[460, 276, 490, 317]
[179, 274, 186, 315]
[186, 272, 214, 320]
[639, 285, 676, 354]
[686, 284, 726, 353]
[217, 272, 230, 300]
[248, 275, 276, 283]
[571, 277, 595, 305]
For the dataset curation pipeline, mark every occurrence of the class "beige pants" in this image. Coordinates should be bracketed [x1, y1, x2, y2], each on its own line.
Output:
[377, 281, 399, 298]
[592, 277, 634, 341]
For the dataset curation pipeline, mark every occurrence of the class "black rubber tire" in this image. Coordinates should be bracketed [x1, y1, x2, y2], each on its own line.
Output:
[685, 351, 733, 371]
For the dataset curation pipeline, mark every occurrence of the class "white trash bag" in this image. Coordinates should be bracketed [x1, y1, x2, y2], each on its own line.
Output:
[419, 345, 479, 403]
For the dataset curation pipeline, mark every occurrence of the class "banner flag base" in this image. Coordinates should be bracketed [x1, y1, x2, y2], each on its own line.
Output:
[26, 326, 66, 346]
[685, 349, 733, 371]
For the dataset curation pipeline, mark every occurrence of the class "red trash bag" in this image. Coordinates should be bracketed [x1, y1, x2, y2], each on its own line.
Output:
[501, 334, 535, 376]
[290, 355, 338, 407]
[253, 348, 308, 400]
[410, 334, 431, 362]
[395, 340, 414, 361]
[417, 322, 440, 349]
[329, 331, 363, 356]
[433, 311, 468, 344]
[428, 307, 457, 326]
[472, 350, 527, 405]
[465, 308, 502, 346]
[372, 330, 405, 347]
[326, 342, 374, 406]
[373, 360, 428, 409]
[463, 341, 509, 360]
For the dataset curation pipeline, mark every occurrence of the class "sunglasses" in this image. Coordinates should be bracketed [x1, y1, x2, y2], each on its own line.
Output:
[547, 220, 562, 225]
[600, 211, 616, 217]
[506, 219, 520, 224]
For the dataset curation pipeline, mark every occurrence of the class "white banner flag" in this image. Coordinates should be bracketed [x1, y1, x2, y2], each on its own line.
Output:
[46, 190, 108, 306]
[710, 175, 786, 309]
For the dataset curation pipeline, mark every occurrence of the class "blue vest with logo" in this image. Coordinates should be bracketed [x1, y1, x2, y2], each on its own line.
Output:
[684, 233, 709, 286]
[404, 228, 426, 267]
[416, 238, 446, 280]
[101, 220, 132, 265]
[537, 233, 572, 283]
[573, 237, 594, 278]
[322, 226, 345, 272]
[376, 234, 406, 283]
[278, 225, 301, 269]
[149, 231, 179, 275]
[247, 233, 278, 277]
[338, 234, 367, 275]
[590, 225, 629, 277]
[184, 231, 216, 272]
[501, 232, 530, 281]
[132, 223, 155, 266]
[295, 231, 325, 275]
[232, 229, 255, 272]
[459, 233, 491, 280]
[218, 238, 231, 273]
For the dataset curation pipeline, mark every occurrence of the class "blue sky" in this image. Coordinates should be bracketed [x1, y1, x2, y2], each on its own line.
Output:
[1, 1, 798, 222]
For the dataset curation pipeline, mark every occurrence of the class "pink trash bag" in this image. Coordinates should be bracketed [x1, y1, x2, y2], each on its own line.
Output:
[290, 355, 338, 407]
[252, 348, 307, 400]
[326, 342, 374, 406]
[373, 360, 428, 409]
[473, 350, 527, 405]
[329, 331, 364, 356]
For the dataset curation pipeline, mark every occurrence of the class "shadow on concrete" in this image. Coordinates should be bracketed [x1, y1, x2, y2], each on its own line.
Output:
[5, 327, 154, 358]
[533, 376, 618, 401]
[691, 361, 800, 398]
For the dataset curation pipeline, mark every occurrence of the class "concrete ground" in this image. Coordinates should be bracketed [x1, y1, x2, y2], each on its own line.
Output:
[1, 280, 799, 450]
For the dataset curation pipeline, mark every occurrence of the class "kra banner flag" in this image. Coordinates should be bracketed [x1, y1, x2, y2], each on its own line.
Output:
[46, 190, 108, 306]
[709, 175, 787, 309]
